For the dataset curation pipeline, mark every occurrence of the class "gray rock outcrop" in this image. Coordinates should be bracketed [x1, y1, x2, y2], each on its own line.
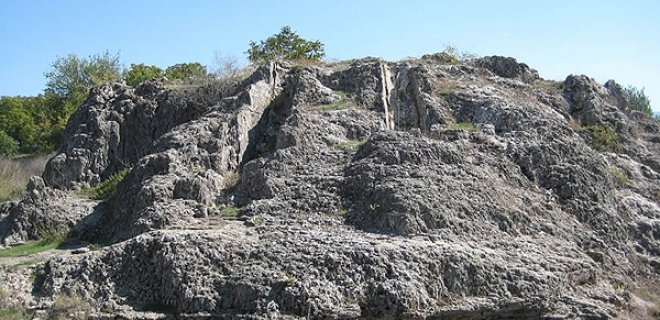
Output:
[1, 54, 658, 319]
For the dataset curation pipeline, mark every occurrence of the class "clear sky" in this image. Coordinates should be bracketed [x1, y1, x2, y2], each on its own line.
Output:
[1, 0, 658, 111]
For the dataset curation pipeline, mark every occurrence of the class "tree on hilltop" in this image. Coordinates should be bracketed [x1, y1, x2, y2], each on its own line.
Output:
[246, 26, 325, 64]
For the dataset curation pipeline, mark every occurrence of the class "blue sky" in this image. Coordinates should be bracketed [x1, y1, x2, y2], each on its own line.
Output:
[1, 0, 658, 111]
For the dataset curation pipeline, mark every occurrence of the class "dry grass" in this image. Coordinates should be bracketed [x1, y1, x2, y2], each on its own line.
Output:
[0, 155, 51, 202]
[48, 294, 91, 320]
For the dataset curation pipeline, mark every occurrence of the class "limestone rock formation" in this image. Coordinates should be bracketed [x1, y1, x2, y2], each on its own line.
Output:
[1, 55, 659, 319]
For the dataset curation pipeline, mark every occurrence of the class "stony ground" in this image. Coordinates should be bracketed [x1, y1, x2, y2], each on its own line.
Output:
[1, 54, 659, 319]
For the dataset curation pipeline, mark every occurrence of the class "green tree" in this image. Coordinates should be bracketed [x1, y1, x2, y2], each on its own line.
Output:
[45, 51, 122, 106]
[246, 26, 325, 64]
[124, 63, 164, 87]
[0, 130, 18, 155]
[0, 97, 38, 152]
[624, 86, 652, 117]
[165, 63, 208, 82]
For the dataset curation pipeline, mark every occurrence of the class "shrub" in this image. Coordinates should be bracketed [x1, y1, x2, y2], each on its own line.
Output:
[623, 85, 652, 116]
[246, 26, 325, 64]
[81, 168, 130, 200]
[220, 206, 240, 217]
[583, 125, 620, 152]
[222, 171, 241, 192]
[124, 63, 164, 87]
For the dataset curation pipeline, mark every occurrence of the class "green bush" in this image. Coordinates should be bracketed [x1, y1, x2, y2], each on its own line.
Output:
[81, 168, 130, 200]
[583, 124, 619, 152]
[247, 26, 325, 64]
[124, 63, 164, 87]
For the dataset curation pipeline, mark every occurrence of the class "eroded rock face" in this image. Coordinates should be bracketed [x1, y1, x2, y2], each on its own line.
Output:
[2, 54, 659, 319]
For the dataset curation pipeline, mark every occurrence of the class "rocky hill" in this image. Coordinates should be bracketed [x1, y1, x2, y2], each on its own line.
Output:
[1, 53, 659, 319]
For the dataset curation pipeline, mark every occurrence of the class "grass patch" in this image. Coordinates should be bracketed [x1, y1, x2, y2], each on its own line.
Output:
[446, 122, 477, 132]
[319, 99, 351, 111]
[0, 155, 50, 202]
[317, 91, 351, 111]
[220, 206, 240, 217]
[48, 294, 92, 320]
[439, 82, 457, 96]
[0, 234, 64, 258]
[0, 307, 30, 320]
[608, 166, 634, 187]
[81, 168, 130, 200]
[335, 140, 367, 152]
[583, 124, 620, 152]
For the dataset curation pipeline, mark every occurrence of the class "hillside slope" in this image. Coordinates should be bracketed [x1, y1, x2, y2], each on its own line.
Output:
[1, 54, 659, 319]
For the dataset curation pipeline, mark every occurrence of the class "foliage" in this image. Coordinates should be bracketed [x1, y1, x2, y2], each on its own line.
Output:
[335, 140, 367, 152]
[81, 168, 130, 200]
[220, 206, 240, 217]
[45, 51, 122, 100]
[440, 44, 478, 64]
[0, 234, 64, 257]
[165, 63, 209, 83]
[247, 26, 325, 64]
[0, 131, 18, 155]
[446, 122, 477, 132]
[607, 166, 634, 187]
[124, 63, 164, 87]
[583, 124, 620, 152]
[623, 86, 652, 116]
[0, 307, 30, 320]
[222, 171, 241, 191]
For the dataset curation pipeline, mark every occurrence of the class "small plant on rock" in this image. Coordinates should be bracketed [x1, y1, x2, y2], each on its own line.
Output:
[583, 125, 620, 152]
[81, 168, 130, 200]
[220, 206, 240, 217]
[446, 122, 477, 132]
[335, 140, 367, 152]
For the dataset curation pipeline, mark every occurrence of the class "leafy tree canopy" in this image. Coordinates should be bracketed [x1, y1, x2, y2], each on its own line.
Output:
[624, 86, 652, 117]
[165, 63, 209, 82]
[45, 51, 122, 99]
[125, 63, 164, 87]
[246, 26, 325, 64]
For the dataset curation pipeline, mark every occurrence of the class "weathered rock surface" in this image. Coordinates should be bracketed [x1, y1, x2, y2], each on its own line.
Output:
[1, 55, 659, 319]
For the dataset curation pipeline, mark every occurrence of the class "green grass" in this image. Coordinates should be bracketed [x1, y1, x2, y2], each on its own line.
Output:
[0, 307, 30, 320]
[318, 91, 351, 111]
[81, 168, 130, 200]
[319, 99, 351, 111]
[446, 122, 477, 132]
[335, 140, 367, 152]
[0, 235, 64, 258]
[220, 206, 240, 217]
